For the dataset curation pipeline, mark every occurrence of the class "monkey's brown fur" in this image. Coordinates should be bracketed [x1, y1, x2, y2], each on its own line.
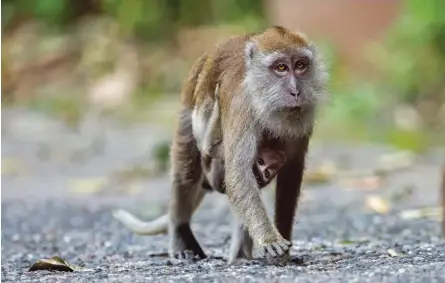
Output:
[200, 84, 286, 193]
[114, 26, 328, 264]
[202, 146, 287, 194]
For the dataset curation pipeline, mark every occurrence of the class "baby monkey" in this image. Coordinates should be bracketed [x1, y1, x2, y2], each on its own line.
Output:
[201, 85, 286, 193]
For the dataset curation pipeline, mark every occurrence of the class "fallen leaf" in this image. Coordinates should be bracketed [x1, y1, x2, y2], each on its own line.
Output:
[304, 160, 336, 185]
[119, 182, 141, 196]
[387, 248, 400, 257]
[399, 207, 442, 220]
[29, 256, 75, 272]
[112, 165, 155, 182]
[69, 178, 106, 194]
[366, 195, 390, 214]
[340, 175, 381, 191]
[376, 151, 415, 173]
[337, 238, 370, 245]
[1, 157, 26, 176]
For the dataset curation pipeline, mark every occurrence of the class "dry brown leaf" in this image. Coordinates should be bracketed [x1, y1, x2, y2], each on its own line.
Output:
[117, 182, 141, 196]
[366, 195, 390, 214]
[29, 256, 75, 272]
[1, 157, 26, 176]
[340, 175, 381, 191]
[69, 178, 106, 194]
[304, 160, 336, 185]
[387, 248, 400, 257]
[398, 207, 442, 220]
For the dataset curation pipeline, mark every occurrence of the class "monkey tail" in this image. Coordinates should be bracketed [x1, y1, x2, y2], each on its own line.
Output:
[112, 209, 168, 235]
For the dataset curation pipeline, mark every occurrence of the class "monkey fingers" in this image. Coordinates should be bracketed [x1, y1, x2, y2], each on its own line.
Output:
[259, 238, 292, 260]
[173, 250, 204, 261]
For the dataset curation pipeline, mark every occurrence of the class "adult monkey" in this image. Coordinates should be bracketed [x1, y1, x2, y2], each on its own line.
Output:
[115, 26, 328, 264]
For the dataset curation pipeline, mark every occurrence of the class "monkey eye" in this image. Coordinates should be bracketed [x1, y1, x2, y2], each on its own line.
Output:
[264, 170, 271, 179]
[295, 60, 308, 72]
[258, 158, 265, 165]
[275, 63, 288, 72]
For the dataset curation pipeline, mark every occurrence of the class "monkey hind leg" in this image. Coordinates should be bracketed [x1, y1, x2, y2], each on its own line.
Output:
[168, 108, 207, 260]
[227, 217, 253, 265]
[112, 210, 168, 235]
[169, 175, 207, 260]
[169, 187, 206, 260]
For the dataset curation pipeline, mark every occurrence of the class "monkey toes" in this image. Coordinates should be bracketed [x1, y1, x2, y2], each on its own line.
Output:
[173, 250, 206, 261]
[259, 238, 292, 264]
[170, 223, 207, 261]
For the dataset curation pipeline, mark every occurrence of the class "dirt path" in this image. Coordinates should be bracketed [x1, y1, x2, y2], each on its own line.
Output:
[2, 108, 445, 282]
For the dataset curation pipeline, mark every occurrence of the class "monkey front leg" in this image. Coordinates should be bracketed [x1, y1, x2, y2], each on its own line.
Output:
[228, 139, 308, 265]
[224, 137, 291, 263]
[225, 165, 291, 262]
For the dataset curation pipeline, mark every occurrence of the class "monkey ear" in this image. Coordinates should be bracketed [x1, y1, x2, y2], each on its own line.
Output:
[244, 40, 257, 66]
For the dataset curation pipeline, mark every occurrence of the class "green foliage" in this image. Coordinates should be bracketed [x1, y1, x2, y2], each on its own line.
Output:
[2, 0, 63, 29]
[210, 0, 264, 24]
[378, 0, 445, 103]
[318, 0, 445, 149]
[152, 141, 171, 173]
[3, 0, 265, 41]
[27, 96, 84, 129]
[102, 0, 264, 41]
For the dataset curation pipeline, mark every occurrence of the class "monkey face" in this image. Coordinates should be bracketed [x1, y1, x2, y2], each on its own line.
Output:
[253, 149, 286, 187]
[244, 37, 328, 114]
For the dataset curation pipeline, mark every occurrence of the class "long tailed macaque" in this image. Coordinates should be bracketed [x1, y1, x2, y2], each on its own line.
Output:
[113, 26, 328, 264]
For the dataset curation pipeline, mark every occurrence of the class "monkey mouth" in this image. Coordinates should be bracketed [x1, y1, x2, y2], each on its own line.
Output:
[289, 105, 302, 112]
[255, 176, 265, 187]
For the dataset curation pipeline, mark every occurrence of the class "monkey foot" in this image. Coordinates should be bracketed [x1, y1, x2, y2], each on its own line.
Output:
[172, 250, 206, 261]
[259, 239, 292, 263]
[170, 223, 207, 261]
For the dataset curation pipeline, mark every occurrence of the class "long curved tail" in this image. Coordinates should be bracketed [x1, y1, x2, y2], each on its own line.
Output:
[112, 209, 169, 235]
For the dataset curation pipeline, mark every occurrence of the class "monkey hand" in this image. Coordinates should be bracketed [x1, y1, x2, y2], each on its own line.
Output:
[258, 237, 292, 264]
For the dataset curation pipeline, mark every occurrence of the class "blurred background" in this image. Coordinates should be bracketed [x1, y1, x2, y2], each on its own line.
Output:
[1, 0, 444, 206]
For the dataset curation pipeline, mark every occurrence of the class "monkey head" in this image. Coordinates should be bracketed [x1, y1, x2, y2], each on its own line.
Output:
[253, 148, 287, 187]
[243, 26, 328, 117]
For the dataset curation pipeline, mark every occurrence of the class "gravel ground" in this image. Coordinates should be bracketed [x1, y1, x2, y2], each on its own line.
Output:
[2, 109, 445, 282]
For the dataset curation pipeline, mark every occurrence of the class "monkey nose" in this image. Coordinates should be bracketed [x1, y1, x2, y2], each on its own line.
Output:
[290, 90, 300, 97]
